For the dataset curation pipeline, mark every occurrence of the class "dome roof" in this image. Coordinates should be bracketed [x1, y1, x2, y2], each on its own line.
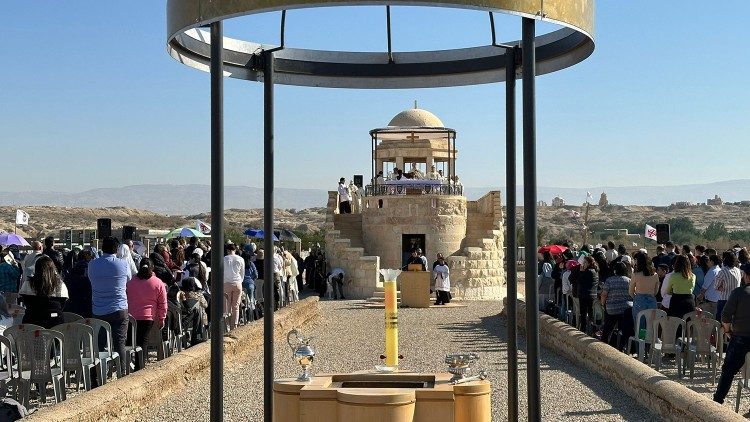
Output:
[387, 108, 444, 128]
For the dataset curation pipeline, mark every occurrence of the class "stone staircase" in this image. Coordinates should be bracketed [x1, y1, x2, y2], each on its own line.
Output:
[324, 208, 380, 300]
[446, 192, 506, 300]
[333, 214, 363, 248]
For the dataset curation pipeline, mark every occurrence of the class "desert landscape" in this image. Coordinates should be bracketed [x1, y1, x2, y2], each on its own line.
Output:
[3, 201, 748, 250]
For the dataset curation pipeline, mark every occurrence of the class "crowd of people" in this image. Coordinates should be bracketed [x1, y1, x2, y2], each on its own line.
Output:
[0, 234, 348, 384]
[540, 240, 750, 405]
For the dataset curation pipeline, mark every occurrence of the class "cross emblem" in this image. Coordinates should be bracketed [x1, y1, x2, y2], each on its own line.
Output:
[647, 228, 656, 238]
[406, 133, 419, 140]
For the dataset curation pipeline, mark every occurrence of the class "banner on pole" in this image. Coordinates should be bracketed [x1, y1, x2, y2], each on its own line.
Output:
[196, 220, 211, 235]
[645, 224, 658, 241]
[15, 210, 29, 225]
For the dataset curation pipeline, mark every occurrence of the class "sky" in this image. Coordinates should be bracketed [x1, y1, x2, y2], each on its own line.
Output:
[3, 1, 749, 193]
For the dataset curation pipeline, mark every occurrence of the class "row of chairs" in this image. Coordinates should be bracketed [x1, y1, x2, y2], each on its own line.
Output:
[557, 291, 724, 383]
[0, 308, 191, 408]
[0, 313, 128, 406]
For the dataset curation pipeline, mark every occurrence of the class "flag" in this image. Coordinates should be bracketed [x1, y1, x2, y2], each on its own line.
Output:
[586, 191, 592, 199]
[645, 224, 658, 241]
[15, 209, 29, 225]
[196, 220, 211, 235]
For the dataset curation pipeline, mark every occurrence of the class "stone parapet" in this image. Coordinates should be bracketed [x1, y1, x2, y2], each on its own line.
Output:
[27, 297, 321, 422]
[505, 298, 745, 422]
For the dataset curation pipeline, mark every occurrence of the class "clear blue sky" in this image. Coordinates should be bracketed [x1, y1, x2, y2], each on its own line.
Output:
[3, 1, 749, 192]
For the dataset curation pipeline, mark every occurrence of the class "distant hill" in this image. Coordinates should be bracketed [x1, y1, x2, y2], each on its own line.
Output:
[0, 185, 326, 215]
[466, 179, 750, 206]
[0, 179, 747, 214]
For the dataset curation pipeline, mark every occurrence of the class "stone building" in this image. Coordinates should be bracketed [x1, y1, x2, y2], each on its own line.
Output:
[551, 196, 565, 207]
[707, 194, 723, 206]
[325, 107, 506, 300]
[598, 192, 609, 207]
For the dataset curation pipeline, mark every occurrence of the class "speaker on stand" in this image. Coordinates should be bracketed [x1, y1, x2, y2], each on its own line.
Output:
[97, 218, 112, 239]
[655, 224, 670, 244]
[123, 225, 137, 241]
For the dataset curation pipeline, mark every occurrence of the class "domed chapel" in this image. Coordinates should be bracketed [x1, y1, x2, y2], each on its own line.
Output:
[325, 105, 506, 301]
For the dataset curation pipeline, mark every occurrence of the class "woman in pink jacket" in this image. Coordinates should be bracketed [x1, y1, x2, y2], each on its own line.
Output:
[126, 257, 167, 369]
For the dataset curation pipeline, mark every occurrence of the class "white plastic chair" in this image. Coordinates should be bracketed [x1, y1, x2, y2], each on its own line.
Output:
[125, 315, 144, 373]
[52, 322, 97, 391]
[62, 312, 84, 323]
[0, 335, 15, 398]
[13, 328, 66, 404]
[627, 309, 666, 362]
[84, 318, 122, 383]
[735, 351, 750, 413]
[650, 316, 685, 376]
[148, 321, 171, 361]
[683, 315, 722, 383]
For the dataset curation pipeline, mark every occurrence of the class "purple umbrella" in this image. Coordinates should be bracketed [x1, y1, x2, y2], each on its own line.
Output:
[0, 233, 30, 247]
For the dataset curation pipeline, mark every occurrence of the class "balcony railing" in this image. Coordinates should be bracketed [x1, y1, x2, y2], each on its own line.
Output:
[364, 183, 463, 196]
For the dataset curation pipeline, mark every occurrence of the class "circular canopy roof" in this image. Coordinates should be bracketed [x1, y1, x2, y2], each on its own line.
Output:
[166, 0, 595, 89]
[388, 108, 445, 128]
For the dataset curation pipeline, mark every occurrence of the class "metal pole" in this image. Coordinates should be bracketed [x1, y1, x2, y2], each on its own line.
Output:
[209, 20, 225, 422]
[505, 45, 519, 422]
[386, 6, 394, 63]
[522, 17, 541, 422]
[263, 50, 276, 422]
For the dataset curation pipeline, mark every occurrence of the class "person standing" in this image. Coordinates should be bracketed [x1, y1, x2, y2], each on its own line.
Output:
[337, 178, 352, 214]
[0, 252, 21, 293]
[697, 254, 722, 317]
[716, 251, 743, 321]
[126, 258, 167, 370]
[577, 256, 599, 331]
[22, 241, 43, 284]
[714, 269, 750, 404]
[601, 262, 632, 349]
[630, 253, 659, 326]
[432, 255, 451, 305]
[605, 241, 618, 264]
[64, 250, 94, 318]
[664, 255, 696, 318]
[19, 256, 68, 328]
[42, 236, 64, 273]
[223, 243, 244, 330]
[87, 236, 130, 375]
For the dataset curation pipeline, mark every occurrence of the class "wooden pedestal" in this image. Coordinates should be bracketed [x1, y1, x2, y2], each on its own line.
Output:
[399, 271, 432, 308]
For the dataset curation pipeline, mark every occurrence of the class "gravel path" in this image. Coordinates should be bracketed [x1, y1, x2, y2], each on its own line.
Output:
[133, 299, 655, 421]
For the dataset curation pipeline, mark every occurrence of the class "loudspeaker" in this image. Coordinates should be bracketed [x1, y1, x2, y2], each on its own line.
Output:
[655, 223, 670, 244]
[97, 218, 112, 239]
[353, 175, 363, 188]
[123, 225, 137, 241]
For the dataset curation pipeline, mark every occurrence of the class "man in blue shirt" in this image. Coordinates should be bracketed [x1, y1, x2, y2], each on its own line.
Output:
[88, 236, 129, 376]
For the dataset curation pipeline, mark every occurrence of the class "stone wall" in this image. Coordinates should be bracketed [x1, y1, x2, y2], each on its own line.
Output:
[324, 229, 380, 299]
[506, 298, 746, 422]
[447, 191, 506, 300]
[27, 297, 321, 422]
[361, 195, 467, 269]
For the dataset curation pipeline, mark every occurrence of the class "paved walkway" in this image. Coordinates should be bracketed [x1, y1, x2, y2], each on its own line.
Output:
[133, 300, 655, 421]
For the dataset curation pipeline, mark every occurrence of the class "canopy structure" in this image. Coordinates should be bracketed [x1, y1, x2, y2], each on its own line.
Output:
[166, 1, 595, 421]
[165, 227, 209, 240]
[167, 0, 594, 89]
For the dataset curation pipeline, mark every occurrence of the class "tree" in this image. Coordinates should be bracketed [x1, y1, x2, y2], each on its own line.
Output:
[704, 222, 729, 241]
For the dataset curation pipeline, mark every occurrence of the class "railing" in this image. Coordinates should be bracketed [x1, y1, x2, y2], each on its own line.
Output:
[364, 183, 463, 196]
